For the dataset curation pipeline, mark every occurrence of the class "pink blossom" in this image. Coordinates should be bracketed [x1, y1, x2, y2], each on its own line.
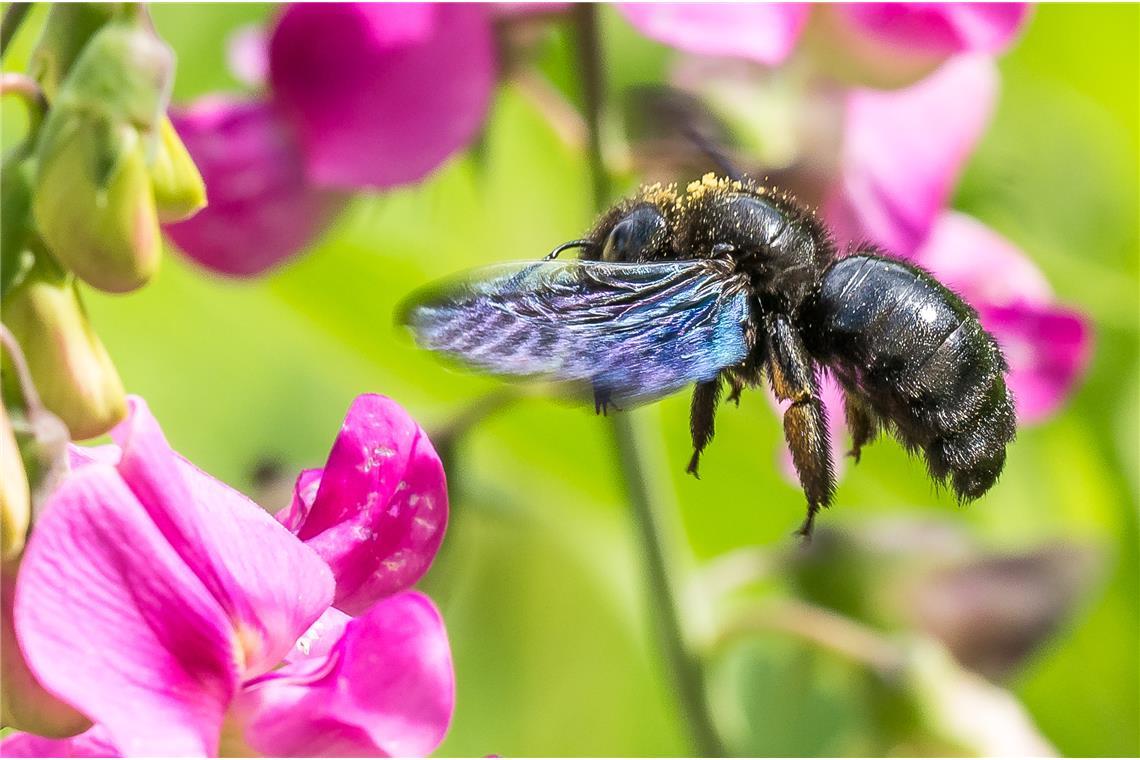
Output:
[775, 53, 1088, 489]
[277, 394, 449, 616]
[269, 3, 495, 189]
[618, 3, 1029, 77]
[165, 3, 495, 277]
[1, 396, 453, 757]
[838, 3, 1032, 58]
[828, 59, 1091, 424]
[164, 98, 345, 277]
[618, 4, 810, 66]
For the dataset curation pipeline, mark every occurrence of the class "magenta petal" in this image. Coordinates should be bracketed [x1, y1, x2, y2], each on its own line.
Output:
[269, 4, 495, 189]
[982, 303, 1092, 424]
[839, 3, 1031, 57]
[111, 397, 334, 676]
[164, 96, 344, 277]
[912, 213, 1091, 422]
[236, 592, 454, 758]
[913, 211, 1052, 304]
[831, 55, 998, 256]
[619, 3, 809, 65]
[1, 726, 118, 758]
[278, 395, 448, 616]
[15, 466, 238, 756]
[227, 25, 270, 88]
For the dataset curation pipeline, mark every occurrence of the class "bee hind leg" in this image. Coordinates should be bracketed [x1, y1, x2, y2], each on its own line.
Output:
[843, 390, 881, 464]
[766, 314, 835, 540]
[687, 379, 722, 478]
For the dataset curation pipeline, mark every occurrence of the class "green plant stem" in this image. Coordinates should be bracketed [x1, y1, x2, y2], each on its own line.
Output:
[0, 3, 31, 59]
[571, 6, 725, 755]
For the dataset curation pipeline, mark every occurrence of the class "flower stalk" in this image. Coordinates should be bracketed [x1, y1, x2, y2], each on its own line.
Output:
[571, 5, 725, 755]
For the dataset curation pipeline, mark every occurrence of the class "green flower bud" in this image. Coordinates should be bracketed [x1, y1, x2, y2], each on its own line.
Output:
[32, 22, 172, 293]
[1, 154, 36, 298]
[30, 3, 134, 101]
[150, 116, 207, 222]
[1, 251, 126, 440]
[0, 407, 30, 561]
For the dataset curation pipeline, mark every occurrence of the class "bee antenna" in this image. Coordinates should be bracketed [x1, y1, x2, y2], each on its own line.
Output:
[544, 239, 596, 261]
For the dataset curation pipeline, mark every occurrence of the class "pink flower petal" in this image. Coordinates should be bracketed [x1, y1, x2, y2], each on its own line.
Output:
[618, 3, 810, 65]
[0, 726, 119, 758]
[913, 211, 1052, 305]
[15, 465, 239, 756]
[277, 395, 448, 616]
[839, 3, 1031, 57]
[164, 97, 345, 277]
[982, 303, 1091, 423]
[227, 24, 270, 89]
[110, 397, 335, 676]
[829, 55, 998, 257]
[235, 592, 455, 758]
[268, 4, 496, 189]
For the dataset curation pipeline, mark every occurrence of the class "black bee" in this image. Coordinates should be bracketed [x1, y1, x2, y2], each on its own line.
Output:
[402, 174, 1016, 536]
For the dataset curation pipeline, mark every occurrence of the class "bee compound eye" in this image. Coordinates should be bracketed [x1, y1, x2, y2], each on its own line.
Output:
[602, 206, 668, 262]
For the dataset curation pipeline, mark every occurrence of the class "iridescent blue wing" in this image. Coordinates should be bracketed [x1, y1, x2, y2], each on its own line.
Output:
[401, 259, 751, 406]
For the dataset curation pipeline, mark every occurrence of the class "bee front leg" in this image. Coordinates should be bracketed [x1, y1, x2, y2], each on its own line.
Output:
[766, 314, 835, 539]
[687, 378, 722, 478]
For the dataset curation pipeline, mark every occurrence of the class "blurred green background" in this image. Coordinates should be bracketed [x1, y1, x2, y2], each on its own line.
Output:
[3, 4, 1137, 756]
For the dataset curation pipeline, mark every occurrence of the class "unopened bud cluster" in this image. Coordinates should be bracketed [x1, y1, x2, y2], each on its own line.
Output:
[2, 5, 204, 445]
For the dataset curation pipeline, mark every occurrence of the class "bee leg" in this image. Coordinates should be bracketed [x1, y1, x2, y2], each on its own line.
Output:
[594, 388, 610, 416]
[844, 391, 880, 464]
[766, 314, 835, 540]
[724, 370, 746, 406]
[687, 379, 722, 478]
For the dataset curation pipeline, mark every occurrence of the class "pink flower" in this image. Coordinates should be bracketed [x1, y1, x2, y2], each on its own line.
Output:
[1, 396, 453, 757]
[277, 394, 448, 616]
[775, 53, 1088, 486]
[163, 98, 346, 277]
[619, 3, 1029, 86]
[618, 4, 811, 66]
[828, 55, 1091, 423]
[165, 3, 496, 277]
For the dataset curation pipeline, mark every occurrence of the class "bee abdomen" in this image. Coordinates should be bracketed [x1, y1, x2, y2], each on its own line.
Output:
[807, 254, 1016, 501]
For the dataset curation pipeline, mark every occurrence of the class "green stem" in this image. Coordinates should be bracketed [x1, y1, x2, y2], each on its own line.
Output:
[571, 6, 725, 755]
[0, 3, 31, 59]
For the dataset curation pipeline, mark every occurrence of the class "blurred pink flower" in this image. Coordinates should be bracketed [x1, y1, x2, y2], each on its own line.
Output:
[838, 3, 1031, 57]
[166, 3, 496, 277]
[2, 396, 453, 757]
[163, 98, 346, 277]
[776, 52, 1088, 486]
[619, 3, 1029, 75]
[277, 394, 449, 616]
[619, 4, 811, 66]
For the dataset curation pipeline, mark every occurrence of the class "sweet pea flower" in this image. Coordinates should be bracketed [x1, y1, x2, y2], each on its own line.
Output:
[1, 395, 453, 757]
[766, 54, 1091, 491]
[165, 3, 496, 277]
[619, 3, 1030, 87]
[825, 55, 1091, 422]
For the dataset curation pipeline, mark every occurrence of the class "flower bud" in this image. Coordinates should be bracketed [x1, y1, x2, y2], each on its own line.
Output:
[1, 154, 35, 297]
[32, 22, 172, 293]
[1, 251, 127, 440]
[0, 407, 30, 561]
[29, 3, 127, 100]
[2, 561, 91, 737]
[150, 116, 207, 222]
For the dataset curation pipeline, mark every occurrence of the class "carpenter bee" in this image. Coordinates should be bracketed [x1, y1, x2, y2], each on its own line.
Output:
[401, 173, 1015, 537]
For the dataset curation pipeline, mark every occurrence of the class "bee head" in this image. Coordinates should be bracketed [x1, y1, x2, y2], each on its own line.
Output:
[593, 203, 673, 263]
